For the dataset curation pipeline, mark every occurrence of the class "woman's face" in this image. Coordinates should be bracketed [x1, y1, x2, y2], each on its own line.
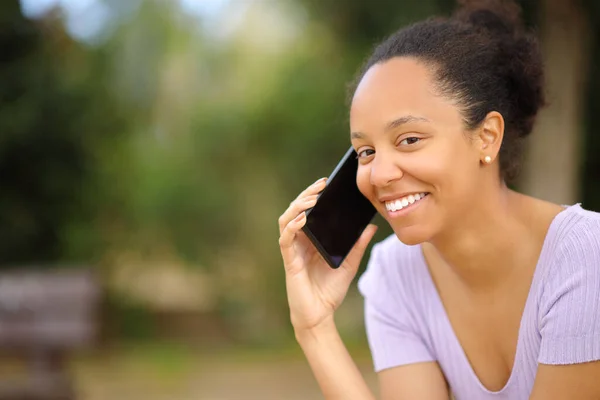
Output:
[350, 57, 487, 245]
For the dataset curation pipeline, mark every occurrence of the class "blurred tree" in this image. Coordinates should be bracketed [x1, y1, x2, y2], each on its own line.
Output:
[582, 0, 600, 210]
[520, 0, 591, 205]
[0, 0, 127, 265]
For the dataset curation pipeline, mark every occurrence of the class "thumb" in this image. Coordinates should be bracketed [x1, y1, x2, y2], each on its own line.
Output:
[341, 224, 378, 274]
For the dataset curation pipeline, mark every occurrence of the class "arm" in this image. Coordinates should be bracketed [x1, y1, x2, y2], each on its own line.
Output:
[378, 362, 450, 400]
[296, 317, 450, 400]
[529, 218, 600, 399]
[529, 362, 600, 400]
[296, 317, 375, 400]
[279, 184, 449, 400]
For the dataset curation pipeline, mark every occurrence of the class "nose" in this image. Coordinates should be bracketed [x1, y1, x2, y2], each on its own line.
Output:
[369, 152, 403, 187]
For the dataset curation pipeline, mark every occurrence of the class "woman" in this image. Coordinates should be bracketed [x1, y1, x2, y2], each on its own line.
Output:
[277, 1, 600, 399]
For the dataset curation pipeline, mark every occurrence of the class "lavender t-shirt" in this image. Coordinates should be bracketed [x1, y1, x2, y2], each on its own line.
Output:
[358, 204, 600, 399]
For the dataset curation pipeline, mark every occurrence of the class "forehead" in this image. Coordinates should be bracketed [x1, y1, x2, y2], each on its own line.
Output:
[350, 57, 450, 128]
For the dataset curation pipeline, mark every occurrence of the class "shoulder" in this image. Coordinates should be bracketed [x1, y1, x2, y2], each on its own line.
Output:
[357, 236, 440, 371]
[544, 204, 600, 277]
[357, 234, 429, 305]
[556, 205, 600, 256]
[371, 233, 421, 267]
[536, 204, 600, 363]
[538, 204, 600, 322]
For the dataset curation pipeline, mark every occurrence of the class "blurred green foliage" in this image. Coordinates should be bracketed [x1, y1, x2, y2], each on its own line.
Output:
[0, 0, 599, 344]
[0, 0, 127, 264]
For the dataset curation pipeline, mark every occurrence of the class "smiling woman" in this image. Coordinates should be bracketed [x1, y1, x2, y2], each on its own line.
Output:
[277, 1, 600, 399]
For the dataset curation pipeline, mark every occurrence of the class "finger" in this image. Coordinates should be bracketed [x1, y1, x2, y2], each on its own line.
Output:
[294, 177, 327, 202]
[341, 224, 378, 274]
[278, 194, 319, 235]
[278, 211, 307, 266]
[278, 177, 326, 233]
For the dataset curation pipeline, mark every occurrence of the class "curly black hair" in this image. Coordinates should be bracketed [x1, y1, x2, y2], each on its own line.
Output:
[349, 0, 546, 183]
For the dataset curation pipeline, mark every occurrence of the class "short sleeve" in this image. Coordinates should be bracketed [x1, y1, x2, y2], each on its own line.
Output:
[538, 220, 600, 365]
[358, 242, 435, 372]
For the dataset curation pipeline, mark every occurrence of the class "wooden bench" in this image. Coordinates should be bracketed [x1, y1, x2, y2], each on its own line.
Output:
[0, 269, 100, 400]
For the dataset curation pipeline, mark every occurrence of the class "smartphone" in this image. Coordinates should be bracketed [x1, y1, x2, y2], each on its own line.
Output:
[301, 147, 377, 269]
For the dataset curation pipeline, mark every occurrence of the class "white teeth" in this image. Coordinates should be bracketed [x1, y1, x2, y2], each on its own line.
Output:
[384, 192, 428, 213]
[394, 199, 402, 210]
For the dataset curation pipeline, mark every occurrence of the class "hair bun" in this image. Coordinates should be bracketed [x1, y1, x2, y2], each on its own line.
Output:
[455, 0, 523, 36]
[455, 0, 543, 140]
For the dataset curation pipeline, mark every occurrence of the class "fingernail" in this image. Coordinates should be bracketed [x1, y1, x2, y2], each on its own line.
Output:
[314, 177, 326, 184]
[295, 212, 305, 221]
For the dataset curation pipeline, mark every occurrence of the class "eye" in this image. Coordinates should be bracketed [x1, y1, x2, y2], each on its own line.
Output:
[356, 149, 375, 159]
[399, 137, 420, 146]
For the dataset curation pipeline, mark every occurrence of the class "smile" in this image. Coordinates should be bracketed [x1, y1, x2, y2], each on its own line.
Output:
[384, 192, 429, 212]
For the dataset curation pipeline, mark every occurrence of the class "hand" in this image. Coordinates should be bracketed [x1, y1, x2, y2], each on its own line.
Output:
[278, 177, 378, 333]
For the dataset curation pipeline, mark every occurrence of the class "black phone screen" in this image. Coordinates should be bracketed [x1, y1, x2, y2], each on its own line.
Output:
[302, 147, 377, 268]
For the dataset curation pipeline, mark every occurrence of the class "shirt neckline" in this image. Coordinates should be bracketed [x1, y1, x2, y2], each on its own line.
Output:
[415, 203, 579, 395]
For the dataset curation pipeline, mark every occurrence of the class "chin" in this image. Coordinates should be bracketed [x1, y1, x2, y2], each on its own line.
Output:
[390, 224, 433, 246]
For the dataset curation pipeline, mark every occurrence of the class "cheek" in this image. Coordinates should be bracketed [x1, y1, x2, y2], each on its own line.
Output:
[394, 148, 474, 211]
[356, 166, 373, 199]
[404, 146, 456, 186]
[424, 140, 479, 196]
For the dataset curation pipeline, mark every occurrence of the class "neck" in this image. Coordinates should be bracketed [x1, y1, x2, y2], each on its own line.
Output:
[426, 186, 537, 292]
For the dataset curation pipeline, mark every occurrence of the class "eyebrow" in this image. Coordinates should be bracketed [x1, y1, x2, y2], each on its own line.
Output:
[351, 115, 430, 139]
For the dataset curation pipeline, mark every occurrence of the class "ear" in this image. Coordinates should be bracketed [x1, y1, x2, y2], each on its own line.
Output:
[477, 111, 504, 162]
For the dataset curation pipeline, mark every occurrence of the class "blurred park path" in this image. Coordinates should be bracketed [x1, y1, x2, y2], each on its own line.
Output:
[193, 356, 377, 400]
[15, 344, 379, 400]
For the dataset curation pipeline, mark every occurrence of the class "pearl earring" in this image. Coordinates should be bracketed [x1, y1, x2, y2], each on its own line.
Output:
[484, 156, 492, 164]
